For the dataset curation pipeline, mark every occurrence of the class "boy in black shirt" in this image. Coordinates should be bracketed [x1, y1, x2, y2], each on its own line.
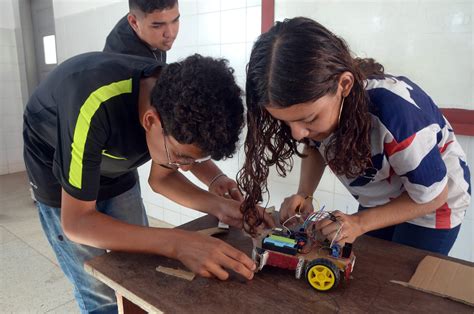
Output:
[24, 53, 273, 313]
[104, 0, 180, 62]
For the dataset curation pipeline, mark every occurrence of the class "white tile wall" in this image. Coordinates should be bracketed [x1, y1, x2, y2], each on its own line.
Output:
[0, 130, 7, 174]
[173, 14, 198, 47]
[221, 8, 246, 44]
[179, 0, 197, 16]
[221, 0, 246, 11]
[53, 1, 127, 62]
[246, 5, 261, 42]
[196, 44, 220, 57]
[0, 0, 26, 175]
[197, 12, 221, 45]
[52, 0, 124, 19]
[0, 0, 16, 29]
[197, 0, 220, 14]
[220, 43, 247, 77]
[450, 135, 474, 261]
[275, 0, 473, 110]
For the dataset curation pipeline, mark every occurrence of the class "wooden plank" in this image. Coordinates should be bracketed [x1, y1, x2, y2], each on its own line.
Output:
[116, 293, 147, 314]
[84, 261, 163, 313]
[156, 266, 195, 281]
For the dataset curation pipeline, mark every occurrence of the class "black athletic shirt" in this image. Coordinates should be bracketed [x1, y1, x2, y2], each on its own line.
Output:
[23, 52, 163, 208]
[104, 15, 167, 62]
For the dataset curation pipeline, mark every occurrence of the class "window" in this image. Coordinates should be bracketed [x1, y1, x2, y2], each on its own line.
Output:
[43, 35, 57, 64]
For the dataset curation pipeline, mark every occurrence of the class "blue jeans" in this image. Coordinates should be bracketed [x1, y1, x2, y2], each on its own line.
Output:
[37, 183, 148, 314]
[359, 206, 460, 255]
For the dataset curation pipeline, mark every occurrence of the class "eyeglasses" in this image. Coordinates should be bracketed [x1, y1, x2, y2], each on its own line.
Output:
[162, 130, 211, 169]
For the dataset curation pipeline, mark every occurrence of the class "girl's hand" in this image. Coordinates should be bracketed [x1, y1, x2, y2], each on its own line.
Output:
[316, 210, 364, 245]
[279, 193, 314, 225]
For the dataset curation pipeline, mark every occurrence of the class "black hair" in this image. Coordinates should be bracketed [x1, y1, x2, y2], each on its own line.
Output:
[129, 0, 177, 13]
[151, 54, 244, 160]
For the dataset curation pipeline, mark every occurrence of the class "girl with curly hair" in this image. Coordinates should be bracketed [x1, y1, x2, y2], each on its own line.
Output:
[239, 17, 471, 255]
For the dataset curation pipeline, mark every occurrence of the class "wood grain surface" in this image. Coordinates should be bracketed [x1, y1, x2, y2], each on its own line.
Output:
[85, 215, 473, 313]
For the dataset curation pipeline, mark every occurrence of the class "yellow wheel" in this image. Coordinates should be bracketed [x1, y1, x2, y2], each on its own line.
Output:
[305, 258, 340, 291]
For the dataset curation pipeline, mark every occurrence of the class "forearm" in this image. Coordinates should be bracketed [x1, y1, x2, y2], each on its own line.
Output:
[149, 168, 222, 216]
[355, 185, 449, 233]
[297, 146, 326, 196]
[190, 160, 223, 186]
[63, 209, 189, 259]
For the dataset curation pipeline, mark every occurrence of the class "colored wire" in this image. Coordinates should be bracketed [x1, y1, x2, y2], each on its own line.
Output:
[281, 211, 300, 234]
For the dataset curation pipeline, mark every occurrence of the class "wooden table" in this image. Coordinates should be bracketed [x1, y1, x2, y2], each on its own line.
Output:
[84, 215, 473, 313]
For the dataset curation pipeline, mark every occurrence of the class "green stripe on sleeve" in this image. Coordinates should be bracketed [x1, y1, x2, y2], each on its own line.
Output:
[102, 149, 127, 160]
[68, 78, 132, 189]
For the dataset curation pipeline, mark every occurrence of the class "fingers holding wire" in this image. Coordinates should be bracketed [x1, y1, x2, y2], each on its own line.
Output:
[298, 195, 318, 220]
[325, 222, 346, 244]
[281, 209, 302, 233]
[279, 193, 317, 226]
[320, 211, 362, 245]
[317, 211, 344, 244]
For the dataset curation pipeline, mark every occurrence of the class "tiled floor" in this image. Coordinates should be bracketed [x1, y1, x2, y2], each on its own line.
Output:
[0, 171, 172, 313]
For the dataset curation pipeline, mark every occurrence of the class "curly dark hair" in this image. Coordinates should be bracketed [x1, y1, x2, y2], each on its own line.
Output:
[151, 54, 244, 160]
[129, 0, 177, 13]
[238, 17, 384, 233]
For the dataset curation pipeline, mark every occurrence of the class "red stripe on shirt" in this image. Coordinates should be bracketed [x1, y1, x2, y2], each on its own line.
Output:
[435, 202, 451, 229]
[439, 140, 454, 154]
[386, 167, 395, 184]
[384, 134, 416, 157]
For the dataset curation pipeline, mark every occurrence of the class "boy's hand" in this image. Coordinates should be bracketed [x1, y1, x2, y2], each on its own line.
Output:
[174, 230, 256, 280]
[209, 176, 244, 202]
[215, 198, 244, 228]
[215, 199, 276, 229]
